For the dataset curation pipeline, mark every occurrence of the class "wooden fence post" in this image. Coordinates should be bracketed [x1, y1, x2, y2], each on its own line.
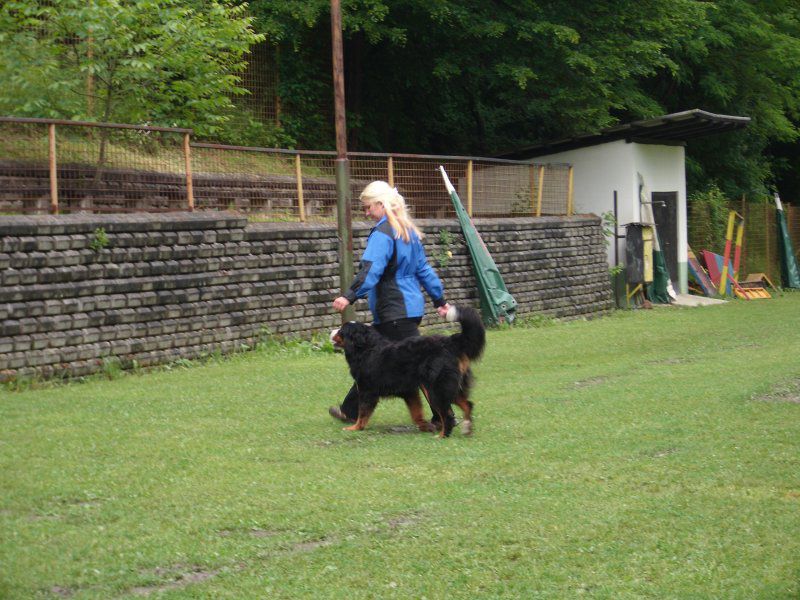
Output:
[183, 133, 194, 211]
[467, 160, 473, 217]
[740, 195, 747, 276]
[567, 165, 574, 216]
[295, 153, 306, 222]
[48, 124, 58, 215]
[387, 156, 394, 187]
[765, 200, 771, 279]
[536, 165, 544, 217]
[529, 165, 536, 215]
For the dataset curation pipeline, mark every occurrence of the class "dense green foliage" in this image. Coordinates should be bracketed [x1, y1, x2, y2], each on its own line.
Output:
[0, 0, 263, 139]
[1, 1, 798, 197]
[687, 184, 732, 255]
[253, 0, 800, 199]
[2, 295, 799, 597]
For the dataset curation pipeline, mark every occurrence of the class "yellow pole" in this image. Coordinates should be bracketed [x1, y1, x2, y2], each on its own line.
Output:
[718, 210, 736, 295]
[536, 165, 544, 217]
[295, 153, 306, 222]
[467, 160, 473, 217]
[387, 156, 394, 187]
[566, 165, 574, 216]
[48, 124, 58, 215]
[183, 133, 194, 211]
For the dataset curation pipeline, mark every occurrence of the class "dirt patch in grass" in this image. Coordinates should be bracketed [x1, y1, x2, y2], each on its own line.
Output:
[218, 528, 280, 538]
[49, 586, 74, 597]
[752, 378, 800, 404]
[250, 528, 279, 538]
[313, 436, 376, 447]
[650, 447, 678, 458]
[130, 565, 218, 596]
[384, 425, 424, 435]
[385, 511, 424, 529]
[572, 376, 608, 388]
[646, 357, 689, 366]
[291, 538, 332, 552]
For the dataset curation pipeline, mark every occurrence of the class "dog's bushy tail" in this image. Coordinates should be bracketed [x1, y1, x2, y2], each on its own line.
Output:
[449, 306, 485, 360]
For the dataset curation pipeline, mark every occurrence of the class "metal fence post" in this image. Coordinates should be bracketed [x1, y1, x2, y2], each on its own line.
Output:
[48, 124, 58, 215]
[467, 160, 473, 217]
[295, 153, 306, 222]
[387, 156, 394, 187]
[183, 133, 194, 211]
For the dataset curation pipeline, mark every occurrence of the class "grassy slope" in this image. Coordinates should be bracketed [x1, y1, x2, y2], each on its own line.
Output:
[1, 295, 799, 599]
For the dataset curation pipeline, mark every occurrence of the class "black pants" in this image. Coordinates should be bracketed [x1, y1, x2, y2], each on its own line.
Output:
[339, 317, 421, 419]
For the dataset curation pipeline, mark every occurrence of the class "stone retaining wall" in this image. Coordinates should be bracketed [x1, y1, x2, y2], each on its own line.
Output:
[0, 213, 613, 381]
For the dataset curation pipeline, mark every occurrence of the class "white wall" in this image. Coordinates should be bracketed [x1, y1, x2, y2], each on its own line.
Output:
[531, 140, 688, 293]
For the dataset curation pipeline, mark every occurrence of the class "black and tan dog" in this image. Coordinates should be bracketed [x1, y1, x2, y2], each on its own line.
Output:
[330, 306, 485, 437]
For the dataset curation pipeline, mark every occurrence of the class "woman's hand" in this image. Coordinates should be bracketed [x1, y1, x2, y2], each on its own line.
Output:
[333, 296, 351, 313]
[437, 303, 451, 318]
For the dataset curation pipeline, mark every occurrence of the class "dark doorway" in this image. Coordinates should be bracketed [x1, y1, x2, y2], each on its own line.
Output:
[651, 191, 678, 283]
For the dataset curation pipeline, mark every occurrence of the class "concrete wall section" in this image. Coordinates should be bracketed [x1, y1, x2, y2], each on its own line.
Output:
[531, 141, 688, 293]
[526, 141, 637, 269]
[0, 213, 613, 382]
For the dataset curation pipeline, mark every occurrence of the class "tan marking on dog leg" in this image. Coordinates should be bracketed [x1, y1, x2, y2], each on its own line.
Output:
[458, 357, 471, 375]
[419, 385, 439, 432]
[454, 396, 472, 421]
[343, 404, 375, 431]
[419, 385, 431, 403]
[454, 395, 474, 436]
[435, 408, 448, 438]
[404, 393, 434, 432]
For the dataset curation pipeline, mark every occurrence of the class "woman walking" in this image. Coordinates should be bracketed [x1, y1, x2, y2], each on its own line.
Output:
[330, 181, 452, 428]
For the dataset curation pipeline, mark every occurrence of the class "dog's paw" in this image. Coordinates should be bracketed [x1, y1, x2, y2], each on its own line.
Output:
[461, 419, 473, 436]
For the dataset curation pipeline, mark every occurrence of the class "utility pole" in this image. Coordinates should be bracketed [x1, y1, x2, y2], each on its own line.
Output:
[331, 0, 354, 322]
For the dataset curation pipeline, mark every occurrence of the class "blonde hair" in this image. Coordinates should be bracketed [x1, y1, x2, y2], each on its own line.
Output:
[359, 180, 422, 243]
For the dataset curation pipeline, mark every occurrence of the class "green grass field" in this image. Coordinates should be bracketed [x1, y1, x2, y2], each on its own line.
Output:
[2, 295, 799, 599]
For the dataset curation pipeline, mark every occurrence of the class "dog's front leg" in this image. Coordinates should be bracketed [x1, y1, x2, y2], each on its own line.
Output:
[403, 392, 436, 432]
[343, 395, 378, 431]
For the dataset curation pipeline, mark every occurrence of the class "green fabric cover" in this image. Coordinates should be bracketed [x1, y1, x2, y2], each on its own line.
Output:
[441, 168, 517, 324]
[776, 200, 800, 289]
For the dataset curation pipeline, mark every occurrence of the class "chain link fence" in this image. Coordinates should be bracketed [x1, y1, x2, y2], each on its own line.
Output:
[736, 200, 800, 285]
[0, 117, 573, 220]
[690, 193, 800, 286]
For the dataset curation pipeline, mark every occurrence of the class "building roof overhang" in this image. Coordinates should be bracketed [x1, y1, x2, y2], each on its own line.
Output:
[499, 109, 750, 159]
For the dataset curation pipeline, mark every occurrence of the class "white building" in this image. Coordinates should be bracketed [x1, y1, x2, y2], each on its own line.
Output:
[501, 110, 750, 294]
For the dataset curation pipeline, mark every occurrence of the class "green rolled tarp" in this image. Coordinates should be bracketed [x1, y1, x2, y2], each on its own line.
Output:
[775, 194, 800, 289]
[439, 166, 517, 325]
[638, 173, 675, 304]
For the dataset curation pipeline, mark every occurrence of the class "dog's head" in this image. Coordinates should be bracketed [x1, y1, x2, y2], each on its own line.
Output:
[329, 321, 377, 353]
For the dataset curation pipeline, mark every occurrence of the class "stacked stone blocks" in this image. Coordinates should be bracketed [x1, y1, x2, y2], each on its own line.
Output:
[0, 213, 612, 381]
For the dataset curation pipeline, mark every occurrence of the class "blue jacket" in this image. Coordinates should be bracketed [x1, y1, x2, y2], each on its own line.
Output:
[344, 217, 445, 324]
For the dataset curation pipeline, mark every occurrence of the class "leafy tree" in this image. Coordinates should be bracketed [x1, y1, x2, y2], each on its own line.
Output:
[251, 0, 800, 199]
[0, 0, 264, 139]
[646, 0, 800, 199]
[250, 0, 706, 153]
